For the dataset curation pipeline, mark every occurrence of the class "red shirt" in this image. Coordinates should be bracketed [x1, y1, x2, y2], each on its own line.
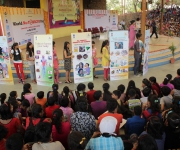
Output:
[152, 84, 160, 96]
[0, 118, 21, 139]
[0, 139, 6, 150]
[87, 90, 96, 104]
[25, 117, 50, 129]
[45, 105, 59, 118]
[52, 122, 71, 149]
[98, 112, 123, 135]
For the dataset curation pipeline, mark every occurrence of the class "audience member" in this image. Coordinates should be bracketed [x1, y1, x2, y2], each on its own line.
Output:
[102, 83, 112, 101]
[19, 99, 30, 118]
[112, 90, 122, 105]
[32, 122, 65, 150]
[45, 97, 59, 118]
[86, 82, 96, 104]
[36, 91, 47, 108]
[98, 98, 123, 135]
[91, 90, 107, 119]
[160, 86, 172, 111]
[149, 76, 161, 97]
[0, 93, 6, 105]
[70, 97, 96, 140]
[75, 83, 87, 100]
[60, 97, 73, 122]
[68, 131, 87, 150]
[171, 77, 180, 97]
[0, 102, 24, 138]
[160, 74, 174, 90]
[48, 84, 62, 104]
[86, 116, 124, 150]
[140, 87, 152, 104]
[125, 106, 146, 136]
[117, 84, 126, 103]
[0, 124, 8, 150]
[52, 109, 71, 149]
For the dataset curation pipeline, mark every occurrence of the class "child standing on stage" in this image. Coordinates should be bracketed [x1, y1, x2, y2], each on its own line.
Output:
[10, 42, 25, 84]
[92, 41, 98, 78]
[101, 40, 110, 81]
[53, 41, 61, 84]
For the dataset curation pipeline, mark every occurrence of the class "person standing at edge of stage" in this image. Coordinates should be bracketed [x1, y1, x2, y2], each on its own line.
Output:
[63, 41, 74, 84]
[53, 41, 62, 84]
[26, 42, 36, 84]
[10, 42, 25, 84]
[134, 33, 144, 77]
[101, 40, 110, 81]
[150, 20, 158, 39]
[129, 20, 136, 50]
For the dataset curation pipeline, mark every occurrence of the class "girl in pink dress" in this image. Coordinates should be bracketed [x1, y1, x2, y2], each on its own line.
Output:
[53, 41, 61, 84]
[92, 41, 98, 78]
[129, 20, 136, 50]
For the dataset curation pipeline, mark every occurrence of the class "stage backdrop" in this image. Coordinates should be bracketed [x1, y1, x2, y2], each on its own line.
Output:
[0, 36, 14, 85]
[84, 10, 118, 30]
[143, 29, 150, 76]
[34, 35, 54, 86]
[2, 8, 46, 47]
[48, 0, 80, 29]
[71, 32, 93, 84]
[109, 31, 129, 81]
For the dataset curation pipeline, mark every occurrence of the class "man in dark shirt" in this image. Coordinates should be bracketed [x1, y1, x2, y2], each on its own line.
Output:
[150, 20, 158, 38]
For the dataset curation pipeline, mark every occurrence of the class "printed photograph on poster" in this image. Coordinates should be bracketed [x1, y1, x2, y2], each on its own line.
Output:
[75, 62, 91, 77]
[114, 42, 123, 49]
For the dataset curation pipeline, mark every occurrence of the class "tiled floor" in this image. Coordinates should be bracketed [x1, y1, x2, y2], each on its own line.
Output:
[1, 61, 179, 99]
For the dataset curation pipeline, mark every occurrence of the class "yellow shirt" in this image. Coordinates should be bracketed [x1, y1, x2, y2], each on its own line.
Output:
[101, 47, 110, 67]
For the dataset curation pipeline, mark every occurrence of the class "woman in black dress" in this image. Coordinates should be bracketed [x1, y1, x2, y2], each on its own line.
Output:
[63, 41, 74, 83]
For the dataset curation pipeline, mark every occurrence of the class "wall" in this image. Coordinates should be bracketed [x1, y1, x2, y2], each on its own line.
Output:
[40, 0, 83, 39]
[0, 0, 24, 7]
[83, 0, 106, 9]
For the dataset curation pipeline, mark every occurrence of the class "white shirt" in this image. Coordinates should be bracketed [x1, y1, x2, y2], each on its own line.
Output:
[120, 21, 125, 25]
[11, 49, 22, 63]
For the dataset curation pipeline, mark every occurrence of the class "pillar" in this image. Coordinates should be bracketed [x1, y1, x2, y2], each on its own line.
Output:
[141, 0, 147, 43]
[159, 0, 164, 34]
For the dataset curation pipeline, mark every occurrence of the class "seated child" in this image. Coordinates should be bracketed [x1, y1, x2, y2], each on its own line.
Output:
[87, 82, 96, 104]
[36, 91, 47, 109]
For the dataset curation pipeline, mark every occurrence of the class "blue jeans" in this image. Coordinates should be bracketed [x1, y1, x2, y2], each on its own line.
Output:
[42, 66, 46, 78]
[134, 58, 140, 75]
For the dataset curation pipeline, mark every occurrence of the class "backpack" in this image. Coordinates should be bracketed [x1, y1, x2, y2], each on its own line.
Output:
[143, 109, 160, 121]
[24, 117, 44, 144]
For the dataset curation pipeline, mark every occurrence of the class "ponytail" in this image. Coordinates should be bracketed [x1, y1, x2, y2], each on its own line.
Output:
[52, 84, 59, 103]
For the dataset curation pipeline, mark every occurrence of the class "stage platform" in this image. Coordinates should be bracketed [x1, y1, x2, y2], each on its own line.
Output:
[12, 34, 180, 77]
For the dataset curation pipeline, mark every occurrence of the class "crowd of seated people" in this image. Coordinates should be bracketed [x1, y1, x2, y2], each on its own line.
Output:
[0, 68, 180, 150]
[147, 5, 180, 37]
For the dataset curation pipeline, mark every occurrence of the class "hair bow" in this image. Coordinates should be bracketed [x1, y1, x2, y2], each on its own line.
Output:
[79, 137, 86, 145]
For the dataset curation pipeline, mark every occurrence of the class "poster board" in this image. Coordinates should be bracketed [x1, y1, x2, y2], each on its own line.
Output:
[0, 36, 14, 85]
[2, 8, 45, 47]
[109, 31, 129, 81]
[71, 32, 93, 84]
[143, 29, 150, 76]
[84, 9, 118, 30]
[48, 0, 80, 28]
[34, 35, 54, 86]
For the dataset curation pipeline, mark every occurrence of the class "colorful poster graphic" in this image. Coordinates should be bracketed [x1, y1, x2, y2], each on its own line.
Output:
[84, 10, 118, 31]
[3, 8, 46, 47]
[48, 0, 80, 28]
[109, 31, 129, 81]
[0, 36, 14, 85]
[34, 35, 54, 86]
[143, 29, 150, 76]
[71, 32, 93, 84]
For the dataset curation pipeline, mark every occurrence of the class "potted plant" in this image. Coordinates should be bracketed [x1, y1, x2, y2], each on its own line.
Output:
[169, 43, 176, 64]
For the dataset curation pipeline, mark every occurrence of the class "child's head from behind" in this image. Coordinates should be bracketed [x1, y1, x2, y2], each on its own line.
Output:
[77, 83, 86, 92]
[31, 103, 43, 118]
[21, 99, 30, 110]
[147, 94, 160, 113]
[93, 90, 102, 100]
[134, 106, 142, 116]
[9, 91, 17, 98]
[161, 86, 171, 96]
[37, 91, 44, 99]
[47, 97, 56, 106]
[60, 97, 69, 108]
[142, 87, 151, 97]
[117, 84, 125, 93]
[88, 82, 94, 90]
[128, 89, 136, 99]
[0, 102, 13, 120]
[142, 78, 151, 88]
[102, 83, 110, 92]
[112, 90, 121, 100]
[0, 93, 6, 104]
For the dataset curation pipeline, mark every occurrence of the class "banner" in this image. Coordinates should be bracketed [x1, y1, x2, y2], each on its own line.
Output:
[0, 36, 14, 85]
[71, 32, 93, 84]
[34, 35, 54, 86]
[109, 31, 129, 81]
[84, 10, 118, 30]
[3, 8, 46, 47]
[48, 0, 80, 28]
[143, 29, 150, 76]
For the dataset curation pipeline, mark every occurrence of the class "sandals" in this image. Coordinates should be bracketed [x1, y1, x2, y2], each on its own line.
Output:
[65, 81, 70, 84]
[68, 80, 72, 83]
